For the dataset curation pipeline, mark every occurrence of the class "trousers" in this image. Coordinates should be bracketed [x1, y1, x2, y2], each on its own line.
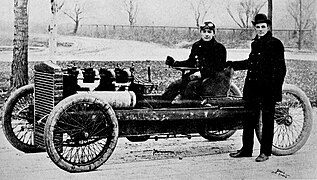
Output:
[161, 78, 190, 102]
[242, 100, 276, 156]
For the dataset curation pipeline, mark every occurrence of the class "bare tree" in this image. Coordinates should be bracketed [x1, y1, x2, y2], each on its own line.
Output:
[227, 0, 267, 28]
[12, 0, 29, 90]
[48, 0, 64, 62]
[60, 0, 86, 34]
[123, 0, 138, 26]
[187, 0, 213, 27]
[288, 0, 316, 49]
[288, 0, 316, 30]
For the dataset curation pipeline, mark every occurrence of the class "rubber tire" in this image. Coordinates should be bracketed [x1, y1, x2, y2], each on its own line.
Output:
[44, 93, 119, 172]
[2, 84, 43, 153]
[255, 84, 313, 156]
[199, 83, 241, 141]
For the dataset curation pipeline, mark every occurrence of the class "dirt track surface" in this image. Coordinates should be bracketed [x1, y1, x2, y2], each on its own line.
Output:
[0, 108, 316, 179]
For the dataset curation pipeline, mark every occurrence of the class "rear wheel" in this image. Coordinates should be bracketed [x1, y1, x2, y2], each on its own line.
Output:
[2, 84, 42, 153]
[44, 94, 118, 172]
[256, 84, 313, 155]
[199, 83, 241, 141]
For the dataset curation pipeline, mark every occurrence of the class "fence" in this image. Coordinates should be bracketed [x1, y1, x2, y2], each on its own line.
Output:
[58, 24, 314, 49]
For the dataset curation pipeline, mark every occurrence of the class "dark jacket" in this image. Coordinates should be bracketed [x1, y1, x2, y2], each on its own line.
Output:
[229, 31, 286, 103]
[174, 38, 227, 78]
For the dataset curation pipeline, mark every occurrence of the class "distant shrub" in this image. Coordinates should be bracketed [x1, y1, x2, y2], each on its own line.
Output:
[57, 24, 316, 50]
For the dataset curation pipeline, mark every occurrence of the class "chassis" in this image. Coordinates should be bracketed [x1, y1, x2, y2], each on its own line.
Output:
[2, 61, 314, 172]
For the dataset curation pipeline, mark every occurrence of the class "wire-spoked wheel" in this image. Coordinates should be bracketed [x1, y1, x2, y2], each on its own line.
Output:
[256, 84, 313, 156]
[2, 84, 43, 153]
[44, 94, 118, 172]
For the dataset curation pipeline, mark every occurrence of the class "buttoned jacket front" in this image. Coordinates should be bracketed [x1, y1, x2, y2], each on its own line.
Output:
[230, 31, 286, 103]
[173, 38, 227, 79]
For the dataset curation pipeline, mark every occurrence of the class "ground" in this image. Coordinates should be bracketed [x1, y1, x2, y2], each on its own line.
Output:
[0, 36, 316, 179]
[0, 108, 316, 179]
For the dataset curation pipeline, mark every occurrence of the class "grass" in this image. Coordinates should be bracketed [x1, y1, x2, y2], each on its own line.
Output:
[0, 59, 316, 107]
[0, 31, 316, 106]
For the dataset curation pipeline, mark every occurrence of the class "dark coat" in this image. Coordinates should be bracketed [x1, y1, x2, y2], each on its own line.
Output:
[229, 31, 286, 103]
[174, 38, 227, 78]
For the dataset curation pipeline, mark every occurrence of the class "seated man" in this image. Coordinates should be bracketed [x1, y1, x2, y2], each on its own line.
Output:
[183, 67, 233, 100]
[162, 21, 229, 102]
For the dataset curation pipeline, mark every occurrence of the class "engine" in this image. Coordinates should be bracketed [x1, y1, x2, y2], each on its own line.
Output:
[63, 65, 134, 97]
[33, 61, 139, 148]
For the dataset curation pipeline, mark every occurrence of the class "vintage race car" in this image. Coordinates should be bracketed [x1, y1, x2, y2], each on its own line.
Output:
[2, 61, 313, 172]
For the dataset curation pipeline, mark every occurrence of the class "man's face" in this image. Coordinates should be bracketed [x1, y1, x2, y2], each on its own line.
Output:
[200, 29, 214, 41]
[255, 22, 269, 37]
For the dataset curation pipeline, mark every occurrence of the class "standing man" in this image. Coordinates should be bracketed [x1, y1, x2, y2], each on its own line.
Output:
[228, 13, 286, 162]
[163, 21, 228, 102]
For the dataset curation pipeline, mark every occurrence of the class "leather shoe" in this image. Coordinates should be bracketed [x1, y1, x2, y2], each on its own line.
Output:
[229, 150, 252, 158]
[255, 153, 269, 162]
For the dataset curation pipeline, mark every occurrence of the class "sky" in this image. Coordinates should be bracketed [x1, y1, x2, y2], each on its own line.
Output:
[0, 0, 298, 32]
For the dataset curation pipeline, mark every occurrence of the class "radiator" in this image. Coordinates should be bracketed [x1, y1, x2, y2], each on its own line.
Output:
[34, 61, 63, 149]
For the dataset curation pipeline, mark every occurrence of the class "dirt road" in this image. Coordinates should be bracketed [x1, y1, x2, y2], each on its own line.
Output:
[0, 108, 316, 179]
[0, 36, 316, 62]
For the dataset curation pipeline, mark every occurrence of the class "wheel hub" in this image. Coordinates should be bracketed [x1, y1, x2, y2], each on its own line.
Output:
[83, 132, 89, 138]
[276, 115, 293, 126]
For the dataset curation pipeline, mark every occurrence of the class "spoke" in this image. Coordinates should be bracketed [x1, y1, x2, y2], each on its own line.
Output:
[92, 126, 111, 138]
[68, 147, 76, 163]
[65, 147, 75, 162]
[290, 123, 301, 136]
[83, 145, 91, 162]
[17, 131, 31, 144]
[86, 145, 96, 161]
[78, 103, 88, 127]
[75, 147, 81, 163]
[11, 121, 24, 129]
[273, 91, 306, 149]
[86, 109, 105, 133]
[58, 137, 108, 164]
[63, 111, 84, 128]
[89, 118, 106, 136]
[58, 116, 83, 130]
[54, 124, 82, 136]
[80, 146, 87, 163]
[83, 103, 97, 126]
[274, 125, 285, 148]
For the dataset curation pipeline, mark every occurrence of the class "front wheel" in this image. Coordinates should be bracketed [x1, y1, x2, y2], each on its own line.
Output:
[199, 83, 241, 141]
[44, 94, 119, 172]
[256, 84, 313, 156]
[2, 84, 43, 153]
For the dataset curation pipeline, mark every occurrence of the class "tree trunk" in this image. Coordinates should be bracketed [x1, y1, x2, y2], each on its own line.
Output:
[73, 21, 79, 34]
[267, 0, 273, 29]
[298, 0, 302, 50]
[12, 0, 29, 90]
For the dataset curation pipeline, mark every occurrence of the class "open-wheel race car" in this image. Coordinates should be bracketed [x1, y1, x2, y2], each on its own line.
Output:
[2, 60, 313, 172]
